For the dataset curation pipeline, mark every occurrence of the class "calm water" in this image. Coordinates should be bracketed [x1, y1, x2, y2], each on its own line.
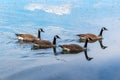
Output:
[0, 0, 120, 80]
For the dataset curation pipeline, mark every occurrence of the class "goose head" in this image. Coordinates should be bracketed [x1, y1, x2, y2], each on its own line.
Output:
[52, 35, 61, 46]
[102, 27, 108, 31]
[54, 35, 61, 39]
[38, 28, 45, 32]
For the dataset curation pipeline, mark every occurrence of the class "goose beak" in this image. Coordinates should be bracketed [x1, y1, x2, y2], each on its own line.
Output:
[57, 36, 61, 39]
[58, 37, 61, 39]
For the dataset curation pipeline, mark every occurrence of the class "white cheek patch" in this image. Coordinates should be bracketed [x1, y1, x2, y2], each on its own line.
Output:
[40, 29, 42, 32]
[18, 36, 24, 40]
[55, 36, 57, 39]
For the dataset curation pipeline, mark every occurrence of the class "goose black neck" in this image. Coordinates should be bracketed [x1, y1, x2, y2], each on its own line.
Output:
[38, 30, 41, 40]
[53, 47, 57, 55]
[98, 29, 103, 37]
[84, 51, 89, 60]
[84, 39, 88, 48]
[53, 37, 56, 45]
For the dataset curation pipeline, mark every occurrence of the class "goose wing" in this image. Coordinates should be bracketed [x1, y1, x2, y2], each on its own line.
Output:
[77, 33, 99, 42]
[60, 44, 84, 52]
[86, 33, 101, 41]
[86, 33, 97, 38]
[77, 33, 97, 38]
[33, 40, 54, 48]
[77, 34, 88, 37]
[16, 34, 37, 38]
[16, 34, 39, 41]
[34, 40, 52, 45]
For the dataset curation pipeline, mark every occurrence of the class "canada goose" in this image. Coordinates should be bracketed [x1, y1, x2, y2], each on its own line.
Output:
[76, 27, 108, 49]
[33, 35, 60, 49]
[16, 28, 44, 42]
[59, 38, 93, 61]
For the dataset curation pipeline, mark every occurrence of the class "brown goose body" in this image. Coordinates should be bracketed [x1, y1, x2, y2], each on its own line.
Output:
[34, 40, 54, 48]
[59, 38, 93, 61]
[59, 38, 89, 53]
[78, 33, 101, 43]
[33, 35, 60, 49]
[16, 34, 39, 42]
[16, 28, 44, 42]
[59, 44, 86, 53]
[77, 27, 107, 43]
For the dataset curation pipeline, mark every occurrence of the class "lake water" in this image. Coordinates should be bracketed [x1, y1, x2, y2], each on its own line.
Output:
[0, 0, 120, 80]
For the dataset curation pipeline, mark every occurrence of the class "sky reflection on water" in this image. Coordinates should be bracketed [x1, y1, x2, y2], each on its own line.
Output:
[0, 0, 120, 80]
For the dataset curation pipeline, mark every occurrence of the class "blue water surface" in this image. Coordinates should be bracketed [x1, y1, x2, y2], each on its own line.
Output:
[0, 0, 120, 80]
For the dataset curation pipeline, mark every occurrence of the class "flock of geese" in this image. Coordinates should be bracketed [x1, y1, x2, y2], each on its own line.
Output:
[16, 27, 108, 61]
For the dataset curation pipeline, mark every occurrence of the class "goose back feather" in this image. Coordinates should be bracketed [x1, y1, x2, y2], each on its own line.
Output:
[77, 27, 107, 43]
[59, 44, 85, 53]
[16, 28, 44, 42]
[16, 34, 39, 42]
[33, 35, 60, 49]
